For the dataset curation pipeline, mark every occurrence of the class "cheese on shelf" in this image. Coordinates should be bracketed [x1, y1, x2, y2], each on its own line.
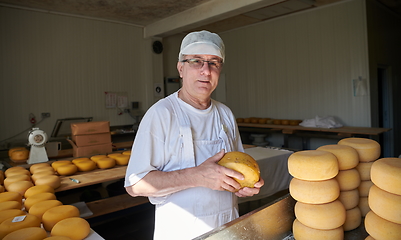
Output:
[368, 184, 401, 224]
[317, 144, 359, 170]
[365, 211, 401, 240]
[289, 177, 340, 204]
[292, 219, 344, 240]
[371, 157, 401, 195]
[338, 138, 380, 162]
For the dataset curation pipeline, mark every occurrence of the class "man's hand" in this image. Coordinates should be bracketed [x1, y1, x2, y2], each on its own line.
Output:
[234, 177, 264, 197]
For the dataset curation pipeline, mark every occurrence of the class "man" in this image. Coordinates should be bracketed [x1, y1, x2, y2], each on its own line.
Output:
[125, 30, 264, 240]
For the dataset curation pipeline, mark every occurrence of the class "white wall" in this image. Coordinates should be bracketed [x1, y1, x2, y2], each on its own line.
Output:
[0, 6, 162, 146]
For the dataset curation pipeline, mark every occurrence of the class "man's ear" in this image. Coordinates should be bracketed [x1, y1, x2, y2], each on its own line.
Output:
[177, 62, 183, 78]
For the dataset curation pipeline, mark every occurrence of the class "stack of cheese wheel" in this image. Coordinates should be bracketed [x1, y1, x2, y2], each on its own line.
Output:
[338, 138, 381, 217]
[288, 150, 346, 240]
[3, 167, 34, 198]
[317, 144, 362, 231]
[364, 158, 401, 239]
[107, 153, 130, 166]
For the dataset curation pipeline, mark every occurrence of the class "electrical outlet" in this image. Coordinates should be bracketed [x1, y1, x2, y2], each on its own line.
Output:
[41, 112, 51, 118]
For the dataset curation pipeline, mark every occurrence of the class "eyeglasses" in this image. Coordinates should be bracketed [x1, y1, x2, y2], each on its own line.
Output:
[181, 58, 223, 70]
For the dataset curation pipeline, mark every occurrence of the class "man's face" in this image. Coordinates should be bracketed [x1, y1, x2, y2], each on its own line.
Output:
[177, 54, 223, 99]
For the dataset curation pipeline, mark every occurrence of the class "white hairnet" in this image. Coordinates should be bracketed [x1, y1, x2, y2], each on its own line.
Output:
[179, 30, 225, 62]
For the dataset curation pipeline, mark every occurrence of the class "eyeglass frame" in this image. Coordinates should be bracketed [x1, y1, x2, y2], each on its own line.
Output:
[181, 58, 224, 70]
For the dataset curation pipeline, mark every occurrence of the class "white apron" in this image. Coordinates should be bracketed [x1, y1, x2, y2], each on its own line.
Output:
[151, 96, 239, 240]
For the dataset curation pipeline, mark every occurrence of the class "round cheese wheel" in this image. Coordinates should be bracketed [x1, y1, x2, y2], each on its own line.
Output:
[369, 184, 401, 224]
[31, 167, 55, 176]
[338, 138, 380, 162]
[74, 160, 97, 172]
[358, 180, 374, 197]
[44, 236, 73, 240]
[9, 149, 29, 162]
[371, 158, 401, 195]
[292, 219, 344, 240]
[0, 214, 41, 239]
[7, 181, 34, 196]
[356, 161, 375, 181]
[289, 177, 340, 204]
[335, 169, 360, 191]
[113, 154, 130, 166]
[359, 197, 370, 217]
[71, 158, 91, 164]
[0, 209, 26, 224]
[217, 151, 260, 188]
[3, 226, 47, 240]
[338, 189, 359, 210]
[51, 217, 91, 240]
[107, 153, 123, 159]
[24, 185, 55, 199]
[34, 175, 61, 189]
[57, 164, 78, 176]
[317, 144, 359, 170]
[4, 175, 31, 190]
[295, 200, 346, 230]
[29, 163, 51, 174]
[122, 150, 131, 155]
[343, 207, 362, 231]
[90, 155, 107, 163]
[0, 201, 21, 212]
[288, 150, 338, 181]
[365, 211, 401, 240]
[24, 192, 57, 211]
[42, 205, 80, 231]
[29, 199, 63, 220]
[96, 157, 116, 169]
[8, 147, 27, 157]
[0, 192, 22, 204]
[51, 161, 73, 171]
[4, 167, 27, 176]
[31, 170, 56, 183]
[5, 169, 31, 178]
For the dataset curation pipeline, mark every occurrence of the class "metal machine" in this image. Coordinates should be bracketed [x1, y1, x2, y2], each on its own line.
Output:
[27, 128, 49, 164]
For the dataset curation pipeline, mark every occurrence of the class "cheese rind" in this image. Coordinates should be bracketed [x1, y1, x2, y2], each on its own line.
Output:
[24, 192, 57, 211]
[96, 157, 116, 169]
[29, 199, 63, 220]
[289, 178, 340, 204]
[338, 189, 359, 210]
[317, 144, 359, 170]
[51, 217, 91, 240]
[34, 175, 61, 189]
[0, 192, 23, 204]
[42, 205, 80, 231]
[369, 184, 401, 224]
[358, 180, 374, 197]
[335, 169, 361, 191]
[295, 200, 346, 230]
[0, 209, 26, 224]
[292, 219, 344, 240]
[371, 158, 401, 195]
[358, 197, 370, 217]
[0, 214, 41, 239]
[56, 164, 78, 176]
[2, 226, 47, 240]
[7, 180, 34, 196]
[356, 161, 375, 181]
[288, 150, 339, 181]
[365, 211, 401, 240]
[343, 207, 362, 231]
[74, 160, 97, 172]
[24, 185, 55, 199]
[338, 138, 380, 162]
[0, 201, 22, 212]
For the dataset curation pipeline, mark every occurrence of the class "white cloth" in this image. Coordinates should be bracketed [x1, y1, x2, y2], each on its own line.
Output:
[125, 91, 244, 240]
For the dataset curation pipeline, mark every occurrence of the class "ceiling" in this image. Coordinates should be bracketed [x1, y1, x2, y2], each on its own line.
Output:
[0, 0, 400, 38]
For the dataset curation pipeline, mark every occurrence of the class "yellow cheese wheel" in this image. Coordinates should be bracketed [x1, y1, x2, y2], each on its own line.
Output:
[44, 236, 73, 240]
[335, 169, 360, 191]
[29, 199, 63, 220]
[289, 177, 340, 204]
[90, 155, 107, 162]
[74, 160, 97, 172]
[294, 200, 346, 230]
[9, 149, 29, 162]
[338, 189, 359, 210]
[0, 201, 22, 212]
[7, 181, 34, 196]
[371, 158, 401, 195]
[4, 167, 27, 176]
[369, 184, 401, 224]
[338, 138, 380, 162]
[42, 205, 80, 231]
[0, 214, 41, 239]
[365, 211, 401, 240]
[288, 150, 338, 181]
[356, 161, 375, 181]
[71, 158, 91, 164]
[24, 192, 57, 211]
[292, 219, 344, 240]
[359, 197, 370, 217]
[113, 154, 130, 166]
[4, 174, 31, 190]
[57, 164, 78, 176]
[8, 147, 27, 157]
[343, 207, 362, 231]
[122, 150, 131, 155]
[3, 226, 47, 240]
[31, 167, 55, 176]
[317, 144, 359, 170]
[96, 157, 116, 169]
[34, 175, 61, 189]
[51, 217, 91, 240]
[24, 185, 55, 199]
[0, 170, 4, 185]
[107, 153, 123, 159]
[358, 180, 374, 197]
[29, 163, 51, 174]
[4, 169, 31, 178]
[0, 209, 26, 224]
[217, 151, 260, 188]
[0, 192, 22, 204]
[51, 161, 73, 171]
[31, 170, 56, 183]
